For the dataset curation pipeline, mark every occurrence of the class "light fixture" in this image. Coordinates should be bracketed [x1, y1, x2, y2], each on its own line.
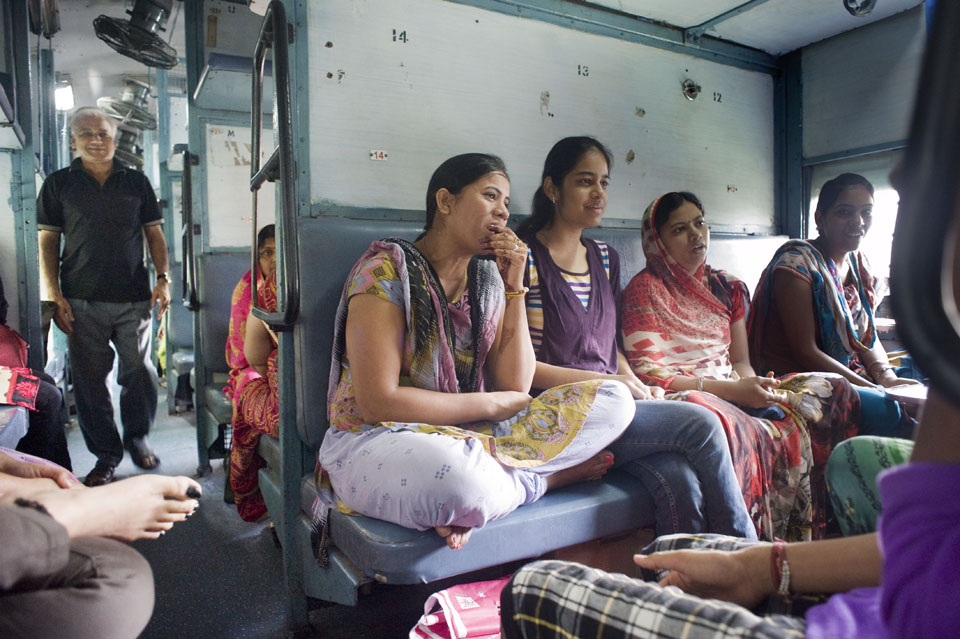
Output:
[54, 74, 74, 111]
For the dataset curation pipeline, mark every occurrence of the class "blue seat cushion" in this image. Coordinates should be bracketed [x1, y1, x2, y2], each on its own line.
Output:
[204, 384, 233, 426]
[298, 468, 655, 584]
[171, 351, 195, 376]
[256, 432, 281, 470]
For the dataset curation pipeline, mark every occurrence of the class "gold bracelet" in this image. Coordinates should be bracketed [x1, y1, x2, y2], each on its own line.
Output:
[504, 286, 529, 299]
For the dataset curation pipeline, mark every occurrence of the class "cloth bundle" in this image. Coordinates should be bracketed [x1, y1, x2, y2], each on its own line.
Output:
[409, 576, 511, 639]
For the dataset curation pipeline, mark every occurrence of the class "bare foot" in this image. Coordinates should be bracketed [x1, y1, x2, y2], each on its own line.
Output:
[24, 474, 201, 541]
[545, 450, 615, 492]
[435, 525, 473, 550]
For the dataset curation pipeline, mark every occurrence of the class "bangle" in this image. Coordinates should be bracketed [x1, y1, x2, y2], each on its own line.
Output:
[696, 376, 703, 393]
[770, 539, 792, 600]
[868, 363, 895, 380]
[504, 286, 529, 299]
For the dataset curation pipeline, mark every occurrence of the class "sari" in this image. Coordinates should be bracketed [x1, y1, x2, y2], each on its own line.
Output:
[224, 267, 278, 401]
[620, 199, 860, 541]
[226, 270, 279, 522]
[312, 239, 626, 562]
[747, 239, 881, 378]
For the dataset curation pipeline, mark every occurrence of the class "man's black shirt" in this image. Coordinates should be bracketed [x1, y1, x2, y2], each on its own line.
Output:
[37, 158, 162, 303]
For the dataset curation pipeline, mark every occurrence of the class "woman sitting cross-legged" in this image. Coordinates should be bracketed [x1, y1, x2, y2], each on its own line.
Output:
[748, 173, 919, 438]
[620, 192, 861, 541]
[225, 224, 280, 522]
[518, 136, 755, 539]
[314, 153, 636, 551]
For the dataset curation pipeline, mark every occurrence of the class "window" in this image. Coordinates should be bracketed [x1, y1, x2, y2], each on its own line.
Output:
[806, 150, 904, 298]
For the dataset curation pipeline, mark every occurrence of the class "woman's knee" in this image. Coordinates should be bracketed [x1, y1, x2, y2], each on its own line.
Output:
[595, 380, 637, 426]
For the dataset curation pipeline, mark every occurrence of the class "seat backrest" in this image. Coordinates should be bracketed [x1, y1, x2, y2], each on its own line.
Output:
[166, 269, 194, 352]
[585, 227, 788, 295]
[295, 216, 423, 449]
[197, 252, 250, 376]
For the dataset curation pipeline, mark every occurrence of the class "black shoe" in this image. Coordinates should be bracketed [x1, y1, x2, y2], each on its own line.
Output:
[84, 461, 116, 486]
[126, 437, 161, 469]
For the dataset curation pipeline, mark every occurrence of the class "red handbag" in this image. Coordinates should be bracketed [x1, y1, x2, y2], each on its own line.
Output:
[0, 324, 29, 368]
[409, 576, 511, 639]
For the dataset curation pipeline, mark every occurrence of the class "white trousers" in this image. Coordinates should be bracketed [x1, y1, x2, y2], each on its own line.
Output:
[319, 381, 634, 531]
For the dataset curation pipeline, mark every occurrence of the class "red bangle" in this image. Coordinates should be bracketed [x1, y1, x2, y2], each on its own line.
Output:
[770, 539, 791, 599]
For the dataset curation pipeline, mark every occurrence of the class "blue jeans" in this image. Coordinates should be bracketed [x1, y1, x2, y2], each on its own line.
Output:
[607, 399, 757, 539]
[855, 387, 911, 438]
[67, 299, 158, 467]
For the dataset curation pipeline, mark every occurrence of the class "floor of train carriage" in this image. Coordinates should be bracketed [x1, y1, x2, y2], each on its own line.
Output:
[63, 381, 515, 639]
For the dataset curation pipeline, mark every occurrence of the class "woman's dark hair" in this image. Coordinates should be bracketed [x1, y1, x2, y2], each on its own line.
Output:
[815, 173, 874, 213]
[421, 153, 509, 237]
[257, 224, 275, 251]
[652, 191, 704, 236]
[518, 136, 613, 236]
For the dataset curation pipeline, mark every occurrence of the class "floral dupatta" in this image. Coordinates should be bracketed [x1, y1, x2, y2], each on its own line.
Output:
[326, 239, 504, 415]
[620, 197, 749, 387]
[747, 239, 879, 372]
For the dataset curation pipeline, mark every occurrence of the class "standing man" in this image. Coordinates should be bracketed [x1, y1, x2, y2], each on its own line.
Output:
[37, 106, 170, 486]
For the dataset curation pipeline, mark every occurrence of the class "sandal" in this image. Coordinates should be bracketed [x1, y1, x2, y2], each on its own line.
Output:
[84, 461, 116, 487]
[126, 437, 161, 470]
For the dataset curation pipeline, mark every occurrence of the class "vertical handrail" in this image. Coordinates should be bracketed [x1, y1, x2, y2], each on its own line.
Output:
[891, 0, 960, 405]
[250, 0, 299, 329]
[248, 3, 309, 635]
[175, 143, 199, 311]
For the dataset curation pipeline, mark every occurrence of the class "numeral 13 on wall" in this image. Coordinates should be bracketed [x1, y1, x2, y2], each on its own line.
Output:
[577, 64, 589, 77]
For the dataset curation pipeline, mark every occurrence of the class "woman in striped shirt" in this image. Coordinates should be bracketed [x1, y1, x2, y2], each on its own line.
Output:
[517, 136, 755, 538]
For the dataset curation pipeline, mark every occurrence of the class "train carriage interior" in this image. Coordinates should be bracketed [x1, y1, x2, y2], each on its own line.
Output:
[1, 0, 957, 637]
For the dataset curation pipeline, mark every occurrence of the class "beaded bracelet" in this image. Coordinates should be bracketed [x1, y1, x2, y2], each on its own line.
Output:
[770, 539, 792, 600]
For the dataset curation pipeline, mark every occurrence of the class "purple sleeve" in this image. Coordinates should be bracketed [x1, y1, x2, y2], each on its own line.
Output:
[878, 462, 960, 638]
[607, 246, 624, 351]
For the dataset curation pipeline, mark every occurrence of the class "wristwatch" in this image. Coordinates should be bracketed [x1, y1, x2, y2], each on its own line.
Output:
[156, 272, 168, 281]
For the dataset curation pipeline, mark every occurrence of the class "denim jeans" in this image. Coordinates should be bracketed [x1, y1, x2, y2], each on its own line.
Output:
[67, 299, 158, 467]
[855, 387, 910, 438]
[607, 399, 757, 539]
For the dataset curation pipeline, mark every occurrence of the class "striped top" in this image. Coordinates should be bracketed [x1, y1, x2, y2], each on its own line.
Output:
[526, 241, 612, 352]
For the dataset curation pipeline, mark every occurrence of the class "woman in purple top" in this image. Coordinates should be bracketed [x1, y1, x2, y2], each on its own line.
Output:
[517, 136, 755, 539]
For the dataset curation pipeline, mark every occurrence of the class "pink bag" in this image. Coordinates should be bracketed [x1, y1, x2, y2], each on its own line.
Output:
[409, 576, 511, 639]
[0, 324, 28, 368]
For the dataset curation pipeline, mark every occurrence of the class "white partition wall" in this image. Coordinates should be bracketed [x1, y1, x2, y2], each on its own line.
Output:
[304, 0, 776, 228]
